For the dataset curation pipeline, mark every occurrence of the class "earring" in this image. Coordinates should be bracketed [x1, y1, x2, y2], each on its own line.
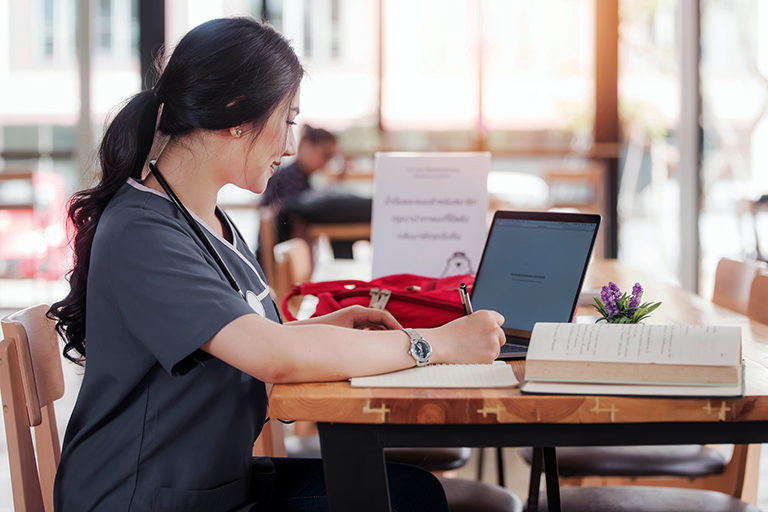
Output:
[231, 127, 242, 137]
[235, 128, 242, 136]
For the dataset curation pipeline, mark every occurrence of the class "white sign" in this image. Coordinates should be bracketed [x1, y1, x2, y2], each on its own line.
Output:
[371, 152, 490, 278]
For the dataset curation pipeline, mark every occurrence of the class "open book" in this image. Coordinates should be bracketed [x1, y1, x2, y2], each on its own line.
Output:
[520, 323, 743, 397]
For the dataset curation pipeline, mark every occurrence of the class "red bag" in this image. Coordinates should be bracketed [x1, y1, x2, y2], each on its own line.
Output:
[281, 273, 475, 328]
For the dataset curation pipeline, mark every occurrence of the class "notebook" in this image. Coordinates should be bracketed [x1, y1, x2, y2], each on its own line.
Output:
[350, 361, 519, 388]
[470, 210, 601, 359]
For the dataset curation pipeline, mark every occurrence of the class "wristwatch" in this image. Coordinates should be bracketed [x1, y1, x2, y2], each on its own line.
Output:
[403, 328, 432, 367]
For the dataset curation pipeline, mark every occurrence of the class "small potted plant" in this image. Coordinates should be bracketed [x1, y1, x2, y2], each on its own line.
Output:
[592, 282, 661, 324]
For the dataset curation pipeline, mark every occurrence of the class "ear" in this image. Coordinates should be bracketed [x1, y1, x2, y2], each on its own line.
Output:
[230, 127, 243, 138]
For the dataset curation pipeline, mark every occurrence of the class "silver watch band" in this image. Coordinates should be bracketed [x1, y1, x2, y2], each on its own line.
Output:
[403, 328, 432, 367]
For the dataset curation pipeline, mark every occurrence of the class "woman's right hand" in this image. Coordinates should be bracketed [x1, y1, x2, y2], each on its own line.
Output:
[421, 310, 506, 364]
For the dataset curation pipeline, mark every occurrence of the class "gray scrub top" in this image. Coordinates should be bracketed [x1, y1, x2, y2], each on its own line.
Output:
[54, 179, 280, 512]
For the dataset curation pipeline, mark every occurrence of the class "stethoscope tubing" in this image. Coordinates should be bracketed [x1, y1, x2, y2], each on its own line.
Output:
[148, 161, 246, 300]
[147, 161, 283, 322]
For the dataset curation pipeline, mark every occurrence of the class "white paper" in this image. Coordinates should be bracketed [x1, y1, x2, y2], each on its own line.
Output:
[521, 370, 744, 397]
[371, 152, 490, 278]
[527, 323, 742, 367]
[350, 361, 518, 388]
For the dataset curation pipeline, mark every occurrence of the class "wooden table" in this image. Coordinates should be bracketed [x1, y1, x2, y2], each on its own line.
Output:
[270, 260, 768, 512]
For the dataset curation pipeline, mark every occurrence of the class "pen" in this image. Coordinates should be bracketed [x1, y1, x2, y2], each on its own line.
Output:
[459, 282, 473, 315]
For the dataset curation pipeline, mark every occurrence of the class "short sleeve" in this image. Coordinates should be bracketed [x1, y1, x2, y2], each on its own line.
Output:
[104, 209, 257, 375]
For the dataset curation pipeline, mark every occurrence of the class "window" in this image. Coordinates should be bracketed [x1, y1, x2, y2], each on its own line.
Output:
[95, 0, 139, 58]
[251, 0, 283, 33]
[37, 0, 77, 62]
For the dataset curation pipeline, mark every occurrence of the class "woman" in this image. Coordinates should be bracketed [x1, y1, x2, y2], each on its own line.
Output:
[51, 17, 505, 512]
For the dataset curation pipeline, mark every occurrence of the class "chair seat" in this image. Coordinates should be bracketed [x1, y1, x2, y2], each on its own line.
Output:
[438, 477, 523, 512]
[386, 447, 472, 472]
[519, 445, 727, 478]
[284, 433, 472, 471]
[534, 486, 759, 512]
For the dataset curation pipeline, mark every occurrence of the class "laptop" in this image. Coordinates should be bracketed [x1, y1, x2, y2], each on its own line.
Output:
[470, 210, 601, 359]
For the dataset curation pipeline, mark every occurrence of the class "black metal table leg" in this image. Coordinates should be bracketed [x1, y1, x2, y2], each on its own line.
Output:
[477, 447, 485, 481]
[318, 423, 391, 512]
[543, 447, 562, 512]
[527, 447, 544, 512]
[496, 446, 505, 487]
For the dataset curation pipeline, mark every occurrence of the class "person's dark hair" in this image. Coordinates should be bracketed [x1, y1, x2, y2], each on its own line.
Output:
[49, 17, 304, 364]
[302, 125, 337, 146]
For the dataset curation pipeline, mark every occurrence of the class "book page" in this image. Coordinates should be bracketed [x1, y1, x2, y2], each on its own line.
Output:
[350, 361, 519, 388]
[528, 323, 741, 366]
[520, 377, 744, 397]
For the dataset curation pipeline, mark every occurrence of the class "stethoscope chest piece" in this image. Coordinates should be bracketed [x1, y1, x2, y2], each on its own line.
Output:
[246, 290, 266, 317]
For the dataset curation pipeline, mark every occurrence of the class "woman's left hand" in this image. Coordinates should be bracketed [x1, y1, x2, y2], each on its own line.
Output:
[290, 305, 402, 330]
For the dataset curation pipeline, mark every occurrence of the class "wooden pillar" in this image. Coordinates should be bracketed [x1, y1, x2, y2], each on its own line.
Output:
[76, 0, 94, 188]
[679, 0, 701, 292]
[377, 0, 385, 136]
[594, 0, 620, 258]
[139, 0, 165, 90]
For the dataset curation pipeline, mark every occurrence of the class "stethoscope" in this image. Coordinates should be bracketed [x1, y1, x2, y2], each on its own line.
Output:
[148, 160, 282, 321]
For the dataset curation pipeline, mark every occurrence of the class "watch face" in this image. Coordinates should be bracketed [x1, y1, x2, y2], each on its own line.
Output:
[413, 339, 431, 360]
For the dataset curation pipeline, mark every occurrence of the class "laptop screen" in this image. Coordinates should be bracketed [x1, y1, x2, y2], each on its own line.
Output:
[471, 211, 600, 339]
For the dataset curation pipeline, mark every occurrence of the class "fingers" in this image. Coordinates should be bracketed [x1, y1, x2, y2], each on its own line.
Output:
[424, 309, 508, 364]
[467, 310, 506, 361]
[349, 306, 403, 330]
[464, 310, 505, 340]
[479, 309, 505, 328]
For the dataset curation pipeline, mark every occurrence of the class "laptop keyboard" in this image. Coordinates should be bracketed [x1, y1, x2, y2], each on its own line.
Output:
[500, 343, 527, 353]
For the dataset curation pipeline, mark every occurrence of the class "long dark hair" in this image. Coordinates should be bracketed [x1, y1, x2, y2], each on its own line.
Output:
[49, 18, 304, 364]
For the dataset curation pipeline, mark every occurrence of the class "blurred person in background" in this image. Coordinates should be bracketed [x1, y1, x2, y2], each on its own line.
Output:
[260, 125, 338, 212]
[258, 125, 371, 262]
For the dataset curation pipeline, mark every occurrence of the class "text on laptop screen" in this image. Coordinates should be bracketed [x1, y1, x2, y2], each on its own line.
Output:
[472, 218, 597, 333]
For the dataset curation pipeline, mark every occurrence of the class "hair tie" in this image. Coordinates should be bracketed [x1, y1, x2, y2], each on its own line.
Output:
[152, 88, 161, 102]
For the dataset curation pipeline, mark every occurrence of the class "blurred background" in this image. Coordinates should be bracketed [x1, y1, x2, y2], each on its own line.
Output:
[2, 0, 767, 296]
[1, 0, 768, 508]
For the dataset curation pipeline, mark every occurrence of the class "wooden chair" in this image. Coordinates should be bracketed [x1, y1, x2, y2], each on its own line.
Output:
[305, 223, 371, 243]
[0, 170, 35, 211]
[522, 444, 760, 501]
[257, 207, 279, 286]
[545, 162, 606, 257]
[536, 485, 760, 512]
[712, 257, 767, 315]
[747, 274, 768, 324]
[272, 238, 314, 318]
[0, 304, 64, 512]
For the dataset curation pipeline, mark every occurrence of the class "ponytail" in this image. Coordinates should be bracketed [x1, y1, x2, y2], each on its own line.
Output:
[49, 89, 162, 364]
[48, 18, 303, 364]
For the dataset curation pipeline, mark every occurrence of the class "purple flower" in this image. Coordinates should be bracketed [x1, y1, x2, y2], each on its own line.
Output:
[593, 280, 659, 323]
[630, 282, 643, 309]
[609, 281, 622, 302]
[601, 284, 618, 315]
[600, 285, 610, 303]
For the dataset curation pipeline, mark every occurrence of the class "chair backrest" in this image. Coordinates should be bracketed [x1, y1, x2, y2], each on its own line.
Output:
[251, 414, 288, 458]
[1, 304, 64, 512]
[747, 274, 768, 325]
[712, 258, 767, 315]
[273, 238, 313, 317]
[258, 207, 278, 286]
